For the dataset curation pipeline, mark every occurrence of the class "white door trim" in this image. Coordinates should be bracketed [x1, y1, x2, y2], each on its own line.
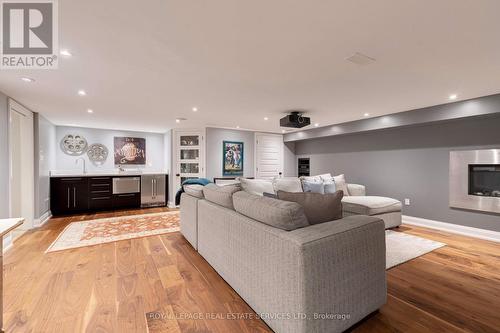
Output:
[171, 128, 206, 206]
[254, 132, 284, 179]
[8, 98, 35, 231]
[403, 215, 500, 243]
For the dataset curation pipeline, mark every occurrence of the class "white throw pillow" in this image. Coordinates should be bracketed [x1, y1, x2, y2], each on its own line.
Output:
[318, 173, 333, 181]
[239, 178, 275, 196]
[300, 173, 332, 183]
[272, 177, 303, 193]
[333, 174, 350, 196]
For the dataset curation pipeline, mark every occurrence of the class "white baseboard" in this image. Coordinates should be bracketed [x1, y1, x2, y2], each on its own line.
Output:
[2, 214, 49, 254]
[34, 211, 52, 227]
[402, 215, 500, 243]
[3, 233, 13, 253]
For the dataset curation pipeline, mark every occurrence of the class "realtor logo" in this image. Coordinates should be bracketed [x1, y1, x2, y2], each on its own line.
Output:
[1, 0, 58, 69]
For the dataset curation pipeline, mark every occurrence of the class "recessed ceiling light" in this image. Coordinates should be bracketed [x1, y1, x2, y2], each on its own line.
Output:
[78, 90, 86, 96]
[346, 52, 376, 66]
[192, 107, 198, 112]
[364, 113, 370, 117]
[60, 49, 72, 57]
[87, 109, 93, 114]
[236, 125, 240, 129]
[264, 117, 269, 121]
[21, 77, 35, 82]
[281, 129, 285, 133]
[449, 94, 457, 100]
[314, 123, 319, 127]
[175, 119, 180, 123]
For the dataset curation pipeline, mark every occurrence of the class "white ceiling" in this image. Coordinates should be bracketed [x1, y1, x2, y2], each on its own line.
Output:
[1, 0, 500, 133]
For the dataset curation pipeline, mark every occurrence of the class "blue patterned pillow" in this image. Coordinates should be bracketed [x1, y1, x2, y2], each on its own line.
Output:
[302, 180, 325, 194]
[323, 178, 337, 194]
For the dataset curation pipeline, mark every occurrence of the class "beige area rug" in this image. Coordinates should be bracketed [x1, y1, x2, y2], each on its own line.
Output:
[386, 230, 445, 269]
[46, 212, 180, 253]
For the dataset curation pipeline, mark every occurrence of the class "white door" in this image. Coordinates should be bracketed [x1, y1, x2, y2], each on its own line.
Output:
[173, 129, 205, 192]
[8, 100, 34, 233]
[255, 133, 284, 179]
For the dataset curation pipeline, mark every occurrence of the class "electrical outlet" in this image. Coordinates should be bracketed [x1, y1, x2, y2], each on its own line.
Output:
[404, 198, 411, 206]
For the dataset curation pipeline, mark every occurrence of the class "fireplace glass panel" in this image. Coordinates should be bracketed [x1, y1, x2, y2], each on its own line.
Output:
[468, 164, 500, 197]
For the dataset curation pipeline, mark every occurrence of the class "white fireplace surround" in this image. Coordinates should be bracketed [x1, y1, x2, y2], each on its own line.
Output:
[449, 149, 500, 214]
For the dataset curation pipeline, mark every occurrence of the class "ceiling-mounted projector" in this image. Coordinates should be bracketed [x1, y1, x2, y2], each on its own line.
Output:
[280, 111, 311, 128]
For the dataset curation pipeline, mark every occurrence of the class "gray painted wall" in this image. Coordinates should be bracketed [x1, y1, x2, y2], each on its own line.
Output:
[55, 126, 166, 172]
[295, 116, 500, 232]
[34, 114, 56, 219]
[206, 127, 255, 181]
[0, 92, 9, 218]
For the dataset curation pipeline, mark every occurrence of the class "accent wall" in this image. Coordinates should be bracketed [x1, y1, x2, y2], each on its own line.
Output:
[295, 115, 500, 232]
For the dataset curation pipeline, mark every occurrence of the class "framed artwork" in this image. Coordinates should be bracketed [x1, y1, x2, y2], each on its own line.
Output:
[114, 137, 146, 165]
[223, 141, 244, 176]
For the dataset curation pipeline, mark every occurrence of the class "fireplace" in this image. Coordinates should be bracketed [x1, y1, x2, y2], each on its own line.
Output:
[469, 165, 500, 197]
[450, 149, 500, 214]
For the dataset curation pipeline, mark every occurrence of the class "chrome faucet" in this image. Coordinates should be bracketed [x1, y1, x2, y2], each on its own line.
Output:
[76, 157, 87, 174]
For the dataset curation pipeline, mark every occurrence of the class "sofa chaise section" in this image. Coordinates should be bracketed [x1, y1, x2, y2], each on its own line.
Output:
[342, 196, 402, 229]
[197, 198, 387, 333]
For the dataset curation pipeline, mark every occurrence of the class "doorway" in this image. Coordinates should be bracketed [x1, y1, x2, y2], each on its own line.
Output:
[172, 129, 206, 197]
[8, 99, 34, 236]
[254, 133, 284, 179]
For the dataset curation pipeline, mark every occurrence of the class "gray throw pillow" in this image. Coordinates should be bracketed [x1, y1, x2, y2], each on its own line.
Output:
[277, 190, 344, 225]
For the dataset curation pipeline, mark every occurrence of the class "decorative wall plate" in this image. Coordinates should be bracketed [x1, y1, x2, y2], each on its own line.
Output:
[87, 143, 109, 165]
[60, 134, 88, 156]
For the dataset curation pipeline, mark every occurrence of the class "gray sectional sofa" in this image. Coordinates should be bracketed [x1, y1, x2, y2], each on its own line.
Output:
[180, 183, 387, 333]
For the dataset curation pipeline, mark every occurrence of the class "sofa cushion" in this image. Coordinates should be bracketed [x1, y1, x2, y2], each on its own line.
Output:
[346, 183, 366, 196]
[277, 190, 344, 225]
[183, 184, 205, 199]
[232, 191, 309, 231]
[214, 178, 241, 186]
[342, 196, 402, 215]
[272, 177, 303, 193]
[202, 183, 241, 210]
[239, 178, 275, 196]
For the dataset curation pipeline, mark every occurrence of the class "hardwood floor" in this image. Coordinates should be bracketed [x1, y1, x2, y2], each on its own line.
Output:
[3, 208, 500, 333]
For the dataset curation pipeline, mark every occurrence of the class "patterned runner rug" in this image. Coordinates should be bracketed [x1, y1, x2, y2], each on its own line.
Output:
[46, 211, 180, 253]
